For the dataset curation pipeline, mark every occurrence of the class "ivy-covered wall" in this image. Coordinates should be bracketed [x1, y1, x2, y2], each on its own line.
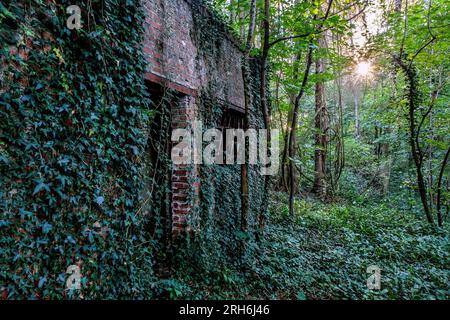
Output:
[143, 0, 268, 240]
[144, 0, 246, 109]
[0, 0, 267, 299]
[193, 58, 267, 268]
[1, 0, 155, 299]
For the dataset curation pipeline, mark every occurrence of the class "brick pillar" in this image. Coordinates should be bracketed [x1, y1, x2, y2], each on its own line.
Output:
[171, 95, 199, 236]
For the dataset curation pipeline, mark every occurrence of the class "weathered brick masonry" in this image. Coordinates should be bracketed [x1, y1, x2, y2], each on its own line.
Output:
[143, 0, 260, 234]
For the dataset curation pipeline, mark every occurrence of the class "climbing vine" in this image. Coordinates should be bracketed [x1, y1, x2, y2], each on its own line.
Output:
[177, 1, 269, 275]
[0, 0, 269, 299]
[0, 0, 156, 299]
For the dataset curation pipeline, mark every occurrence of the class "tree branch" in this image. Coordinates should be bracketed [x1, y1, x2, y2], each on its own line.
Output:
[268, 0, 368, 49]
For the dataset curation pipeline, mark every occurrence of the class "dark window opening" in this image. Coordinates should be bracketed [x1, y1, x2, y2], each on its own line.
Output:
[144, 82, 173, 247]
[221, 109, 245, 164]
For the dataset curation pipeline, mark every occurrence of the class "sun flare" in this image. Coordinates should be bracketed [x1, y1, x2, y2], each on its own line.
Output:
[355, 61, 372, 77]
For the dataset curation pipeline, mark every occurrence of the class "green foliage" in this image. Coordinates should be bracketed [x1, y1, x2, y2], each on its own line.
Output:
[166, 1, 270, 284]
[164, 193, 449, 300]
[0, 0, 156, 298]
[180, 68, 266, 285]
[1, 0, 448, 301]
[0, 0, 269, 300]
[263, 195, 449, 299]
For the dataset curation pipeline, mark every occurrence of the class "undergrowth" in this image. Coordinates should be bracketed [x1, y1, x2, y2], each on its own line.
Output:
[163, 192, 449, 300]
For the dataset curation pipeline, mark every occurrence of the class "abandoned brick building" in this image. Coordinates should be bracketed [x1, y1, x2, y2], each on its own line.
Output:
[142, 0, 267, 237]
[1, 0, 268, 298]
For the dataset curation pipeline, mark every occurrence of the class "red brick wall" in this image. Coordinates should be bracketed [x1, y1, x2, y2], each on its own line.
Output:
[170, 96, 199, 235]
[143, 0, 248, 235]
[143, 0, 246, 108]
[144, 0, 201, 92]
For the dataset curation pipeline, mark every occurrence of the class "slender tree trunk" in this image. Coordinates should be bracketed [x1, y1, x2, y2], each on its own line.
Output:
[289, 47, 314, 216]
[281, 108, 294, 191]
[353, 88, 361, 139]
[246, 0, 257, 51]
[258, 0, 271, 230]
[239, 4, 245, 39]
[436, 147, 450, 227]
[334, 76, 344, 188]
[379, 78, 392, 194]
[275, 77, 288, 191]
[281, 52, 301, 192]
[287, 0, 333, 215]
[428, 115, 434, 210]
[395, 57, 433, 224]
[380, 137, 391, 194]
[331, 35, 344, 192]
[408, 90, 433, 224]
[240, 0, 257, 231]
[260, 0, 271, 132]
[313, 36, 328, 197]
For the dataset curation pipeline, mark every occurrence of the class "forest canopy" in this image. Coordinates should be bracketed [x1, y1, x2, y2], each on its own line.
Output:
[212, 0, 449, 225]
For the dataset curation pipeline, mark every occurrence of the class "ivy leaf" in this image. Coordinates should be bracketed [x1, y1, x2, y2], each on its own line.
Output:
[0, 220, 10, 228]
[130, 145, 139, 155]
[95, 196, 105, 205]
[65, 235, 76, 244]
[19, 95, 31, 102]
[296, 291, 306, 300]
[38, 276, 47, 288]
[41, 221, 52, 234]
[33, 182, 50, 195]
[57, 273, 65, 283]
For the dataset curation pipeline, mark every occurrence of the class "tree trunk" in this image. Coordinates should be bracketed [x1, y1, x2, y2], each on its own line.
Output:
[287, 1, 332, 214]
[238, 5, 245, 39]
[288, 47, 314, 216]
[395, 57, 434, 224]
[240, 0, 257, 231]
[353, 88, 361, 139]
[258, 0, 271, 230]
[246, 0, 257, 51]
[380, 138, 391, 194]
[281, 52, 301, 192]
[436, 147, 450, 227]
[313, 36, 328, 197]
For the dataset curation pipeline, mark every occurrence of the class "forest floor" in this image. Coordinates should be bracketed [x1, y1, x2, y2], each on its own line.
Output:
[165, 193, 449, 300]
